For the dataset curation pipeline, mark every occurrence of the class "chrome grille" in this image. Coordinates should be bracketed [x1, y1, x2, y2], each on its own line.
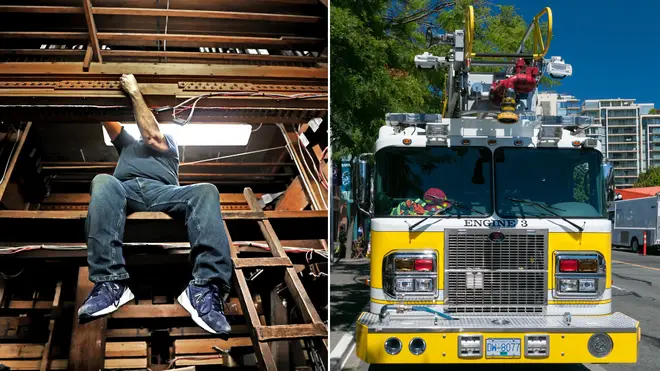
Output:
[445, 229, 547, 315]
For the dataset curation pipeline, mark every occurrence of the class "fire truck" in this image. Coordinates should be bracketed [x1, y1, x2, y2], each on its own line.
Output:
[352, 6, 640, 364]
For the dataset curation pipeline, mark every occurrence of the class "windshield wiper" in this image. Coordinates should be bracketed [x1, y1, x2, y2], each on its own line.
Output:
[408, 198, 485, 232]
[506, 197, 583, 232]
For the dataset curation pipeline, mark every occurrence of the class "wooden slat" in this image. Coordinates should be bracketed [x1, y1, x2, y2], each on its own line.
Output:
[68, 267, 106, 371]
[0, 360, 67, 370]
[275, 176, 310, 211]
[92, 7, 321, 23]
[97, 33, 324, 46]
[111, 297, 244, 319]
[0, 5, 82, 14]
[224, 221, 277, 371]
[0, 343, 44, 358]
[175, 357, 222, 366]
[41, 192, 261, 204]
[255, 323, 326, 342]
[83, 44, 93, 71]
[0, 123, 31, 203]
[41, 281, 62, 371]
[82, 0, 103, 63]
[0, 62, 327, 80]
[105, 342, 147, 358]
[104, 358, 147, 369]
[0, 32, 88, 39]
[233, 257, 292, 269]
[0, 49, 86, 57]
[174, 338, 253, 354]
[0, 210, 325, 220]
[102, 50, 324, 63]
[8, 300, 54, 310]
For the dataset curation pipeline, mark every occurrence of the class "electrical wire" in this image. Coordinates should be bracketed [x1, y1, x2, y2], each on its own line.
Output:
[0, 127, 21, 185]
[180, 145, 286, 165]
[277, 124, 320, 210]
[251, 123, 263, 132]
[295, 125, 328, 209]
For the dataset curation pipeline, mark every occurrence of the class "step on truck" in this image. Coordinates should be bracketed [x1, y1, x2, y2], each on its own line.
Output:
[352, 6, 640, 365]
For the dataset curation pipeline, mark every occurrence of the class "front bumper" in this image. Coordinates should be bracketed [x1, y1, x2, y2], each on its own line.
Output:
[355, 311, 640, 364]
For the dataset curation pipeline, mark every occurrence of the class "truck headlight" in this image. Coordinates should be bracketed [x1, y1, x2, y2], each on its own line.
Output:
[395, 278, 414, 292]
[559, 278, 578, 292]
[383, 251, 438, 298]
[579, 279, 597, 292]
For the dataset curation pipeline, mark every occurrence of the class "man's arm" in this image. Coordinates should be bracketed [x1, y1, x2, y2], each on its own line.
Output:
[102, 121, 123, 141]
[119, 74, 170, 153]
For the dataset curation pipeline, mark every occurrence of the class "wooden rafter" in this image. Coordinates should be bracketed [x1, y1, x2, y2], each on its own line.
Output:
[0, 122, 31, 203]
[81, 0, 102, 64]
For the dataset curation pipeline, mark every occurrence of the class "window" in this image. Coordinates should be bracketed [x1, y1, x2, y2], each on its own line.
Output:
[373, 146, 493, 217]
[494, 148, 606, 218]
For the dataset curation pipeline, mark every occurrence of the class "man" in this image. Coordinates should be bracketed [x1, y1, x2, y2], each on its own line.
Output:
[77, 74, 232, 338]
[390, 188, 451, 216]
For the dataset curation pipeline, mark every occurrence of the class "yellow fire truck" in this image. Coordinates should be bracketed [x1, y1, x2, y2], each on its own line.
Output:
[352, 6, 640, 364]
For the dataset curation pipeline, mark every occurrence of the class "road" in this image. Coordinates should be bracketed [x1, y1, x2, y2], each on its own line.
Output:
[330, 249, 660, 370]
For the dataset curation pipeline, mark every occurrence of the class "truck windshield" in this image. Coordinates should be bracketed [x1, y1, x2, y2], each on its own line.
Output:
[495, 147, 606, 218]
[373, 146, 493, 217]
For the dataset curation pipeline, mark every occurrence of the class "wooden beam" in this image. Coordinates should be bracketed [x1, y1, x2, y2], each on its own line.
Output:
[232, 257, 292, 269]
[104, 358, 147, 369]
[105, 342, 147, 358]
[0, 5, 82, 14]
[68, 267, 106, 371]
[102, 50, 324, 63]
[111, 298, 245, 319]
[0, 122, 31, 204]
[82, 0, 102, 63]
[0, 32, 88, 40]
[0, 62, 327, 80]
[0, 210, 326, 220]
[270, 287, 289, 370]
[174, 338, 253, 354]
[83, 44, 94, 71]
[0, 343, 44, 358]
[275, 176, 310, 211]
[97, 33, 324, 46]
[0, 360, 67, 370]
[41, 281, 62, 371]
[255, 323, 327, 342]
[0, 49, 86, 57]
[41, 192, 263, 204]
[92, 7, 321, 23]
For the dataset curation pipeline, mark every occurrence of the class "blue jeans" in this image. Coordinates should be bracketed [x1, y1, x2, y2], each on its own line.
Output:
[85, 174, 232, 293]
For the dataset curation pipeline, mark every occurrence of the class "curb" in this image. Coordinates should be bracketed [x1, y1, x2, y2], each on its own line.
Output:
[330, 332, 356, 371]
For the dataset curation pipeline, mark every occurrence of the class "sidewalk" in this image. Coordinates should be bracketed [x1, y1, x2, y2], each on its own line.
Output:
[330, 258, 370, 370]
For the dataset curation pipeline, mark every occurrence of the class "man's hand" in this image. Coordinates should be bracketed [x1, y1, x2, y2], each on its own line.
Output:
[120, 74, 141, 97]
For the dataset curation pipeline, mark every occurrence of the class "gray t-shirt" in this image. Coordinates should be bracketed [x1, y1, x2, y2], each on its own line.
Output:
[111, 126, 180, 185]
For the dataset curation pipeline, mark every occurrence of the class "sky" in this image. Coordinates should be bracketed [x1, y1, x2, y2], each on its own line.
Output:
[498, 0, 660, 106]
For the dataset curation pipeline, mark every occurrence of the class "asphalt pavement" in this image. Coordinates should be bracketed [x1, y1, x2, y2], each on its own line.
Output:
[330, 249, 660, 371]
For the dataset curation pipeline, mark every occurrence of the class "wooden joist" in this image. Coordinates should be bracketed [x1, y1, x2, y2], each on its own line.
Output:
[81, 0, 102, 63]
[174, 338, 253, 354]
[0, 5, 323, 23]
[233, 257, 293, 269]
[105, 342, 147, 358]
[0, 122, 31, 205]
[111, 298, 244, 319]
[0, 63, 327, 80]
[0, 210, 324, 220]
[255, 323, 327, 342]
[0, 359, 67, 370]
[0, 343, 44, 358]
[68, 267, 106, 371]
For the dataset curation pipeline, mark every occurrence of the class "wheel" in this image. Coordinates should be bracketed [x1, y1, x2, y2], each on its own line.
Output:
[631, 238, 640, 253]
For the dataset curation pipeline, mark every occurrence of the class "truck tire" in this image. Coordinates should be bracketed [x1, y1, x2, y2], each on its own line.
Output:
[631, 238, 640, 253]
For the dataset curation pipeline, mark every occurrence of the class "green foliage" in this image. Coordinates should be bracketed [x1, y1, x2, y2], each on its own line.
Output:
[650, 108, 658, 114]
[330, 0, 559, 158]
[634, 167, 660, 187]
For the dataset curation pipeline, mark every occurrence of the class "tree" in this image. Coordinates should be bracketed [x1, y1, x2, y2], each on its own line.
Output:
[330, 0, 558, 158]
[650, 108, 658, 114]
[634, 167, 660, 187]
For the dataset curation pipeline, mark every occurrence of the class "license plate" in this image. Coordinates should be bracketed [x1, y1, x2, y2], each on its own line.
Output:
[485, 338, 521, 358]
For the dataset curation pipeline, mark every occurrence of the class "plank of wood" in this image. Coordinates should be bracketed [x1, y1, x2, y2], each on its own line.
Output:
[255, 323, 327, 342]
[0, 32, 88, 39]
[0, 343, 44, 358]
[0, 360, 67, 370]
[224, 221, 277, 371]
[83, 44, 93, 71]
[0, 210, 325, 220]
[42, 192, 262, 204]
[0, 123, 32, 203]
[104, 358, 147, 369]
[102, 50, 324, 63]
[112, 297, 244, 319]
[68, 267, 106, 371]
[105, 342, 147, 358]
[174, 337, 253, 354]
[232, 257, 292, 269]
[276, 177, 310, 211]
[82, 0, 102, 63]
[0, 5, 82, 14]
[92, 7, 321, 23]
[40, 281, 62, 371]
[97, 33, 323, 46]
[0, 62, 327, 80]
[8, 300, 54, 309]
[270, 287, 289, 369]
[175, 357, 222, 366]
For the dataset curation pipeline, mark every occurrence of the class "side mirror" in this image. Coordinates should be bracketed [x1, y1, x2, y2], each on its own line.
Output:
[355, 153, 373, 216]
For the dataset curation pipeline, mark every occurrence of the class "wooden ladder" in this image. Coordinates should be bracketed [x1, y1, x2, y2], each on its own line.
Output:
[225, 188, 328, 370]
